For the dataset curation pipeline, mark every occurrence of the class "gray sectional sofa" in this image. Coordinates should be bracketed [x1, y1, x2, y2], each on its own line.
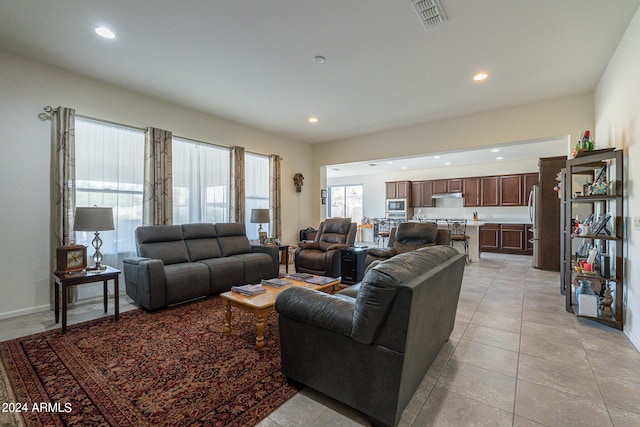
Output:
[275, 245, 466, 427]
[123, 223, 279, 310]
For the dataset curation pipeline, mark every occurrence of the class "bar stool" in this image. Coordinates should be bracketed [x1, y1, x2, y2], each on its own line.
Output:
[447, 219, 470, 263]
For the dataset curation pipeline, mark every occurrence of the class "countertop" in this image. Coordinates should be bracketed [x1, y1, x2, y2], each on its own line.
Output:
[410, 218, 532, 225]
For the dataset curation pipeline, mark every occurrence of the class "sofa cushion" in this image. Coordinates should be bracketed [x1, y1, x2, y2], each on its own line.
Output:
[136, 225, 190, 265]
[229, 253, 275, 284]
[182, 223, 222, 261]
[196, 257, 245, 293]
[215, 223, 252, 256]
[163, 262, 210, 305]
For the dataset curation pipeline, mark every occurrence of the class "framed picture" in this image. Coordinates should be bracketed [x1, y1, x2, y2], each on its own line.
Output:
[592, 213, 611, 236]
[55, 245, 87, 273]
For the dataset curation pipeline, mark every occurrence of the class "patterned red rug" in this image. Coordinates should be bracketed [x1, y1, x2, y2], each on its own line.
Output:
[0, 297, 296, 426]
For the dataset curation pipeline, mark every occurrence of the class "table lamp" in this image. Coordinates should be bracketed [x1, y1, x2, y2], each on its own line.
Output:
[250, 208, 270, 244]
[73, 206, 115, 271]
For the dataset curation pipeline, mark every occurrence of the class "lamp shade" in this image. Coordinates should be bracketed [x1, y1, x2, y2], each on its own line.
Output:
[250, 208, 270, 224]
[73, 207, 115, 231]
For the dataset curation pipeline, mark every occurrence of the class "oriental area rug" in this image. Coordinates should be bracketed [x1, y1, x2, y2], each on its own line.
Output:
[0, 297, 296, 427]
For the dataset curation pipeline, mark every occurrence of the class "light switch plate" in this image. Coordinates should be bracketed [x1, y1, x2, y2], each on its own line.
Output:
[634, 217, 640, 230]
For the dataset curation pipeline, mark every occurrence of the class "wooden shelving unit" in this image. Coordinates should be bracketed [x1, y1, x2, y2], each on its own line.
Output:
[561, 149, 623, 330]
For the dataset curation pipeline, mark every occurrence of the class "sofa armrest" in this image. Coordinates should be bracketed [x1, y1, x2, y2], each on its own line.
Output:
[325, 243, 349, 251]
[366, 248, 397, 259]
[275, 287, 355, 337]
[122, 258, 167, 310]
[251, 244, 280, 277]
[436, 229, 451, 246]
[297, 240, 319, 250]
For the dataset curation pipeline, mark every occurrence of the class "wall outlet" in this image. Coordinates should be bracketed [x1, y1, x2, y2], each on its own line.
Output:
[634, 217, 640, 230]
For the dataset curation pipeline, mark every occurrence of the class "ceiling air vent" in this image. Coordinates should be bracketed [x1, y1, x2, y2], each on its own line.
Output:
[410, 0, 447, 29]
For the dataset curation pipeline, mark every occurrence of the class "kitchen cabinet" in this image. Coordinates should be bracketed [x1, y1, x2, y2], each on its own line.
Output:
[500, 175, 523, 206]
[463, 177, 481, 207]
[523, 173, 539, 205]
[481, 177, 499, 206]
[480, 223, 532, 255]
[411, 181, 434, 207]
[538, 157, 565, 271]
[448, 179, 462, 193]
[385, 181, 411, 199]
[433, 179, 447, 194]
[561, 149, 623, 330]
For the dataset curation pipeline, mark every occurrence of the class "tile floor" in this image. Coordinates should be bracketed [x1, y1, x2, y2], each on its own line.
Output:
[1, 253, 639, 426]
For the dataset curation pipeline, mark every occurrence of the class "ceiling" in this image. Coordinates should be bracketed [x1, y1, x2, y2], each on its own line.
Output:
[326, 136, 569, 178]
[0, 1, 638, 144]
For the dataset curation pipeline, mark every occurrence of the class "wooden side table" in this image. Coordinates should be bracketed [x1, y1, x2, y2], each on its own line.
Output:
[277, 245, 290, 274]
[51, 266, 120, 333]
[340, 247, 368, 285]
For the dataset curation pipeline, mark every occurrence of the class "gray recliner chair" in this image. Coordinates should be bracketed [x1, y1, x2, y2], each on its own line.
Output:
[276, 246, 466, 427]
[294, 217, 357, 278]
[365, 221, 451, 267]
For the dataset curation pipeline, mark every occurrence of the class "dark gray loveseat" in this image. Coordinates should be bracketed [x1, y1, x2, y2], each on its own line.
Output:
[275, 245, 465, 427]
[123, 223, 279, 310]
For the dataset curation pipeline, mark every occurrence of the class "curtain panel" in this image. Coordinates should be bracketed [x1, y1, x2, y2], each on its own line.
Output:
[143, 127, 173, 226]
[230, 146, 245, 223]
[51, 106, 77, 305]
[269, 154, 282, 240]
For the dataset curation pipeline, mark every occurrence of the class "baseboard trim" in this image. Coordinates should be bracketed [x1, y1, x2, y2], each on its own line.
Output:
[625, 328, 640, 352]
[0, 304, 50, 321]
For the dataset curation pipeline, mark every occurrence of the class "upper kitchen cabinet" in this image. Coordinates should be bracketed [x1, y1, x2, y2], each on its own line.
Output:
[385, 180, 411, 199]
[500, 175, 523, 206]
[523, 173, 539, 203]
[433, 179, 462, 194]
[463, 177, 481, 207]
[411, 181, 434, 207]
[481, 176, 500, 206]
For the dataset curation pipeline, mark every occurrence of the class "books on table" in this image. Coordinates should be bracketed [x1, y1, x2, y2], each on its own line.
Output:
[231, 284, 266, 296]
[303, 276, 336, 285]
[261, 278, 292, 288]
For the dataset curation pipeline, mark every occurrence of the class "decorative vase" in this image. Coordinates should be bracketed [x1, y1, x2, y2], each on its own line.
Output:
[575, 279, 595, 297]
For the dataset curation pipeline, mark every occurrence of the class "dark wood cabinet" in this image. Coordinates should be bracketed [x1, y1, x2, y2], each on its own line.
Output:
[480, 223, 532, 255]
[386, 181, 411, 199]
[411, 181, 434, 207]
[500, 175, 523, 206]
[448, 179, 462, 193]
[463, 177, 481, 207]
[340, 248, 368, 285]
[523, 173, 539, 205]
[479, 223, 500, 250]
[481, 177, 499, 206]
[433, 179, 447, 194]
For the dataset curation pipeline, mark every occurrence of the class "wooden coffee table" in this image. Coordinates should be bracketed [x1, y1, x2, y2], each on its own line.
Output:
[220, 276, 340, 351]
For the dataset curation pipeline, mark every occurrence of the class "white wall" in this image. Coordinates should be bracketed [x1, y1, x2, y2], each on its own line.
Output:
[327, 158, 539, 221]
[0, 49, 312, 319]
[595, 7, 640, 349]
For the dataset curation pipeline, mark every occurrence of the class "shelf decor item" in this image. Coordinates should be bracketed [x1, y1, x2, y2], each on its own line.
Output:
[55, 244, 87, 273]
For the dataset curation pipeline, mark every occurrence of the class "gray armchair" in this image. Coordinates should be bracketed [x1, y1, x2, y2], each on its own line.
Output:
[294, 217, 357, 278]
[365, 221, 450, 267]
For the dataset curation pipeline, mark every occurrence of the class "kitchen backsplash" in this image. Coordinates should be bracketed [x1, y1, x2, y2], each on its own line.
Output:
[413, 197, 530, 222]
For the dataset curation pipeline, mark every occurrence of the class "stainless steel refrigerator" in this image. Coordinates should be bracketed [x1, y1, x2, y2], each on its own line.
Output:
[528, 184, 541, 268]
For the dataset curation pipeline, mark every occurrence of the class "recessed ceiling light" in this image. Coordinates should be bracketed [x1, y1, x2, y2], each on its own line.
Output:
[312, 56, 326, 64]
[387, 161, 393, 165]
[401, 166, 408, 170]
[434, 155, 441, 159]
[444, 162, 451, 165]
[473, 72, 488, 81]
[95, 27, 116, 39]
[308, 117, 318, 123]
[496, 156, 504, 160]
[491, 149, 500, 152]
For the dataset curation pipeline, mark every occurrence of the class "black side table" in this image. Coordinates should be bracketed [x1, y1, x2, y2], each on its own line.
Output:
[340, 247, 368, 285]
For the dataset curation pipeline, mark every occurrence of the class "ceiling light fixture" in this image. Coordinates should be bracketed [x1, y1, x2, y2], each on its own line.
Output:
[491, 149, 500, 152]
[401, 166, 408, 170]
[95, 27, 116, 39]
[444, 162, 451, 165]
[308, 117, 318, 123]
[434, 155, 441, 159]
[496, 156, 504, 160]
[473, 72, 488, 81]
[312, 56, 326, 64]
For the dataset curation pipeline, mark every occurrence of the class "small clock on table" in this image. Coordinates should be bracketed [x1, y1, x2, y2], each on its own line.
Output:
[55, 245, 87, 273]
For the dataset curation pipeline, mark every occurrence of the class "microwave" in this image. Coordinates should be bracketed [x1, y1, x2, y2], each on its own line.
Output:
[386, 198, 407, 213]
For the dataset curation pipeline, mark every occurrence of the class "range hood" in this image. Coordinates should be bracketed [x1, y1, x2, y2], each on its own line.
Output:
[432, 192, 463, 198]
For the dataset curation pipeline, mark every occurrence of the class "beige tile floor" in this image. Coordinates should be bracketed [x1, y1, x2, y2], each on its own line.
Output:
[1, 253, 639, 426]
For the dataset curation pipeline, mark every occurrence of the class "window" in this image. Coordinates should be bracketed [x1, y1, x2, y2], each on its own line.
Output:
[245, 153, 269, 240]
[172, 137, 230, 225]
[75, 118, 145, 284]
[329, 185, 363, 222]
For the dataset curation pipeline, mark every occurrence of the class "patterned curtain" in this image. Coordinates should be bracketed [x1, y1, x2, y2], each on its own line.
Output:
[50, 106, 77, 304]
[143, 127, 173, 225]
[230, 146, 245, 223]
[269, 154, 282, 239]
